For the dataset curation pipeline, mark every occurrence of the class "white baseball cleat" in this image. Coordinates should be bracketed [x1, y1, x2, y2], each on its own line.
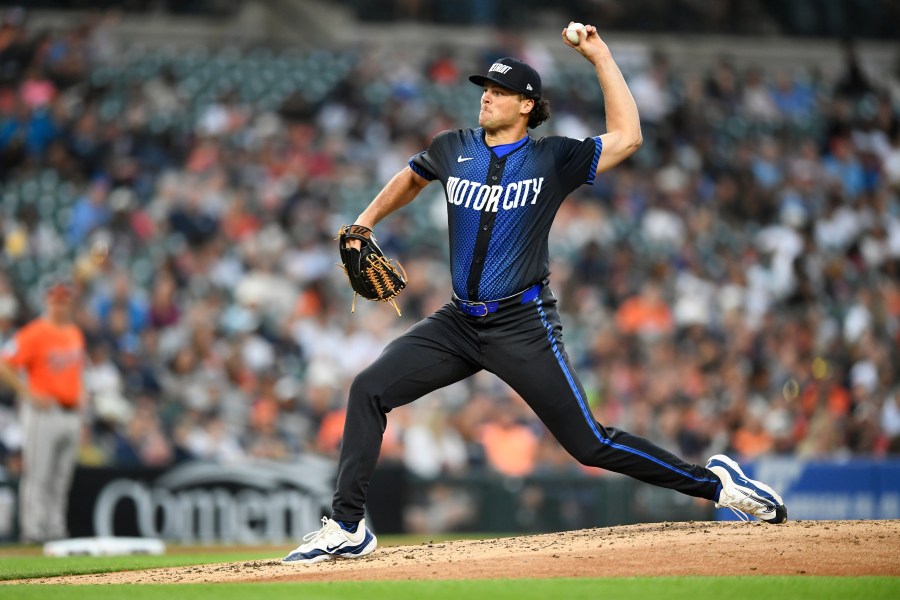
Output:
[283, 517, 377, 564]
[706, 454, 788, 524]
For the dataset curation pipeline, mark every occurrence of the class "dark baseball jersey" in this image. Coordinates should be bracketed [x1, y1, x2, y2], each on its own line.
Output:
[409, 128, 602, 300]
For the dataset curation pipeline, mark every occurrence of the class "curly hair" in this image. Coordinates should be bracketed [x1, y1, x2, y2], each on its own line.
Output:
[527, 97, 551, 129]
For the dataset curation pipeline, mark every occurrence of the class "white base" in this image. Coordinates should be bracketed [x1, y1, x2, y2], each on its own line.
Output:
[43, 536, 166, 557]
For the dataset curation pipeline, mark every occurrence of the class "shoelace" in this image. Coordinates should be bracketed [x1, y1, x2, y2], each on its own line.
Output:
[726, 507, 751, 522]
[302, 516, 336, 543]
[718, 486, 771, 521]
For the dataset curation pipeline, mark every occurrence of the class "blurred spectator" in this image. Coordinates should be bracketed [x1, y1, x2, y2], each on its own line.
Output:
[402, 401, 468, 479]
[769, 71, 815, 121]
[148, 272, 180, 329]
[630, 51, 674, 126]
[18, 66, 55, 110]
[883, 390, 900, 454]
[244, 394, 290, 460]
[742, 67, 778, 121]
[113, 399, 172, 467]
[615, 281, 674, 337]
[480, 400, 539, 478]
[68, 176, 110, 247]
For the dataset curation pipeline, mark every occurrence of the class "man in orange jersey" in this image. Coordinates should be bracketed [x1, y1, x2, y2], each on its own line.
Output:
[0, 281, 86, 543]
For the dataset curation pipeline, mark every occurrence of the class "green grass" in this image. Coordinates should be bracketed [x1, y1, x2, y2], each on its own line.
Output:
[2, 578, 898, 599]
[0, 551, 275, 581]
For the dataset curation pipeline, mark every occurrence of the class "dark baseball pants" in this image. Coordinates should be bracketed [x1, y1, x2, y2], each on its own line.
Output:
[331, 286, 721, 522]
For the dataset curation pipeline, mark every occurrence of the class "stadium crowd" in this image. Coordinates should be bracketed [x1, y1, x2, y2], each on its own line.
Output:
[1, 10, 899, 486]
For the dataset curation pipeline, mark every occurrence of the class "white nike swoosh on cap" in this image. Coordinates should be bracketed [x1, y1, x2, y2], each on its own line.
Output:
[457, 156, 474, 162]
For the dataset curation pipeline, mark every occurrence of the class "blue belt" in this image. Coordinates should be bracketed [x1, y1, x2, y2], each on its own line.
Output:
[453, 282, 544, 317]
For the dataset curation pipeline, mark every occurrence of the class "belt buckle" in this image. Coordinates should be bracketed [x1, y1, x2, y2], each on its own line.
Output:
[462, 301, 488, 317]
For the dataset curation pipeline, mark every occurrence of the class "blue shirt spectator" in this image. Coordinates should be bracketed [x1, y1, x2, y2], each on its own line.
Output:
[68, 176, 111, 246]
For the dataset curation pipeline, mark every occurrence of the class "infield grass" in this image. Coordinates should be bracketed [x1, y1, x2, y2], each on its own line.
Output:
[0, 551, 273, 581]
[2, 578, 898, 599]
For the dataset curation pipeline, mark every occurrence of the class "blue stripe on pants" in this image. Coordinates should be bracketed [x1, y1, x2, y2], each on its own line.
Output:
[534, 299, 718, 485]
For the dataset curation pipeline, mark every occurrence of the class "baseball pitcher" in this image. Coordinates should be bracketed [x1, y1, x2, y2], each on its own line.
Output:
[284, 24, 787, 564]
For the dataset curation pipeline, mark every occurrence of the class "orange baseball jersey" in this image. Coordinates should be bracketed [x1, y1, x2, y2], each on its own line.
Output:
[2, 318, 85, 407]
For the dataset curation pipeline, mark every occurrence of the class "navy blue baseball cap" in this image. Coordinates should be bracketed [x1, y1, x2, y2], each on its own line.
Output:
[469, 57, 542, 100]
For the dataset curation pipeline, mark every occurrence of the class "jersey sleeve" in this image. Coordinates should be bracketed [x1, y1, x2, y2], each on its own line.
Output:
[408, 130, 453, 182]
[550, 135, 604, 194]
[1, 323, 37, 369]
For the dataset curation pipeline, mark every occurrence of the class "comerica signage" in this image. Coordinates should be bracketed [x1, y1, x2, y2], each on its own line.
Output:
[82, 459, 335, 544]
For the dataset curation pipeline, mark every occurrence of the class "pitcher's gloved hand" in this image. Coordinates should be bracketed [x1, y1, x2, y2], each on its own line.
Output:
[337, 224, 407, 315]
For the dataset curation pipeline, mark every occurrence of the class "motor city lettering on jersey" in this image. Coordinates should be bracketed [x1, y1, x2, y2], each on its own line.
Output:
[445, 176, 544, 212]
[90, 460, 334, 544]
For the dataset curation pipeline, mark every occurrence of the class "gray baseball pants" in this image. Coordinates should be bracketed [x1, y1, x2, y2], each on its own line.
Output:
[19, 402, 80, 542]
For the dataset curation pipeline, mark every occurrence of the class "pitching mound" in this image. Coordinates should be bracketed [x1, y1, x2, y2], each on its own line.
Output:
[18, 520, 900, 584]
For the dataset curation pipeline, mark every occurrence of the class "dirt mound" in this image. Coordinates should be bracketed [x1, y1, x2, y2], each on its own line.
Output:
[15, 520, 900, 584]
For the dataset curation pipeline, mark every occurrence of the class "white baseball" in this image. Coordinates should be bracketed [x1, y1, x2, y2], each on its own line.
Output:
[566, 22, 586, 45]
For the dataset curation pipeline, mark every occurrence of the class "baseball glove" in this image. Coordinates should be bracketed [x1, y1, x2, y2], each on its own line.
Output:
[337, 224, 407, 315]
